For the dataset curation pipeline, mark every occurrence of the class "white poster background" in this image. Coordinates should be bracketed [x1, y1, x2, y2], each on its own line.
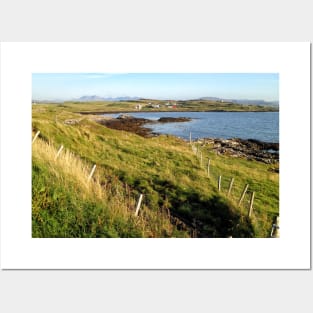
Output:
[0, 42, 310, 269]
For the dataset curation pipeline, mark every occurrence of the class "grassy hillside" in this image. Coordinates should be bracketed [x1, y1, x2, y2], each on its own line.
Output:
[40, 99, 279, 114]
[32, 104, 279, 237]
[32, 135, 188, 238]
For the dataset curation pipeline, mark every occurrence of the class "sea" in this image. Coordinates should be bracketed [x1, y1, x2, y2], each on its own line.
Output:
[103, 111, 279, 143]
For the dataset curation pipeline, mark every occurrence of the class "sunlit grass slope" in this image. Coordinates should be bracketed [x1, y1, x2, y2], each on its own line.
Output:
[32, 105, 279, 237]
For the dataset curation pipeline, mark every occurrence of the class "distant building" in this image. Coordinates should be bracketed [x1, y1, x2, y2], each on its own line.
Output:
[152, 104, 160, 108]
[135, 104, 142, 110]
[165, 101, 177, 109]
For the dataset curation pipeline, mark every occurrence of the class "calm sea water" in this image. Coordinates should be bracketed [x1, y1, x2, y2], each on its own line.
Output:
[103, 111, 279, 143]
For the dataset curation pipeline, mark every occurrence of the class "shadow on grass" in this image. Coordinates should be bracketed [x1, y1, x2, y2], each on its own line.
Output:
[133, 177, 254, 238]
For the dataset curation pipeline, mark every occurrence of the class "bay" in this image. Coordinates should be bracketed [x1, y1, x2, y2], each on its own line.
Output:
[103, 111, 279, 143]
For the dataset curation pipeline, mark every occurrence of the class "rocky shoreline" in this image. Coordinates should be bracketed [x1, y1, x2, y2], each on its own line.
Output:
[195, 137, 279, 165]
[98, 114, 191, 137]
[97, 114, 279, 166]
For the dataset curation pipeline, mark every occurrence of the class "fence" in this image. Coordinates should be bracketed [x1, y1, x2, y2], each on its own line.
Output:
[190, 139, 279, 237]
[32, 129, 278, 237]
[32, 130, 144, 217]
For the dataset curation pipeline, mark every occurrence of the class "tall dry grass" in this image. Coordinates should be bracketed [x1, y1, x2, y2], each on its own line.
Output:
[33, 138, 103, 198]
[32, 137, 186, 237]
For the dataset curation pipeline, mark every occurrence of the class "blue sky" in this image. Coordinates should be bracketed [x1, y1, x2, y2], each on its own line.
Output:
[32, 73, 279, 101]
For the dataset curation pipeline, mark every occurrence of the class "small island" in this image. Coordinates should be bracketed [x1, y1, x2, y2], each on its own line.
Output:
[98, 114, 192, 137]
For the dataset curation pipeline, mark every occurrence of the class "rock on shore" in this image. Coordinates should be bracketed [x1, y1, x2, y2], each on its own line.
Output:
[99, 115, 192, 137]
[99, 116, 153, 137]
[157, 117, 191, 123]
[196, 138, 279, 164]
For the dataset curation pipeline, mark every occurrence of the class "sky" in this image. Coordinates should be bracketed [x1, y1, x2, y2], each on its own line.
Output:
[32, 73, 279, 101]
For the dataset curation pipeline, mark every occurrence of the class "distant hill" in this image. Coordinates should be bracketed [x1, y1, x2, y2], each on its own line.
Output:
[196, 97, 221, 101]
[197, 97, 279, 106]
[77, 96, 141, 102]
[33, 95, 279, 106]
[78, 95, 105, 101]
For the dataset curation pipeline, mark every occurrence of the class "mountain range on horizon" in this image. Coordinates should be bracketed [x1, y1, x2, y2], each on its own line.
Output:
[32, 95, 279, 106]
[77, 95, 142, 102]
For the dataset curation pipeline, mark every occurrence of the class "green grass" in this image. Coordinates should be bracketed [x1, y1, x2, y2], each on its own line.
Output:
[32, 136, 186, 238]
[38, 99, 279, 113]
[32, 104, 279, 237]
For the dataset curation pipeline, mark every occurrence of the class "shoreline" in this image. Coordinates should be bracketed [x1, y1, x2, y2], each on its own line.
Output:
[97, 115, 191, 138]
[96, 114, 279, 165]
[79, 109, 279, 115]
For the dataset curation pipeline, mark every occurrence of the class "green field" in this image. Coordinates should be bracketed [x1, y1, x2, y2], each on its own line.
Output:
[32, 103, 279, 238]
[36, 99, 279, 113]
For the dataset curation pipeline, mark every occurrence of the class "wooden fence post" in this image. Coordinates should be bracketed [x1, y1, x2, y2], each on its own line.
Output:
[200, 152, 203, 167]
[218, 175, 222, 192]
[227, 178, 234, 197]
[207, 159, 211, 177]
[54, 145, 64, 160]
[248, 192, 255, 217]
[135, 194, 143, 216]
[274, 216, 280, 238]
[87, 164, 97, 182]
[32, 130, 40, 144]
[238, 184, 249, 207]
[270, 216, 280, 238]
[189, 132, 192, 145]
